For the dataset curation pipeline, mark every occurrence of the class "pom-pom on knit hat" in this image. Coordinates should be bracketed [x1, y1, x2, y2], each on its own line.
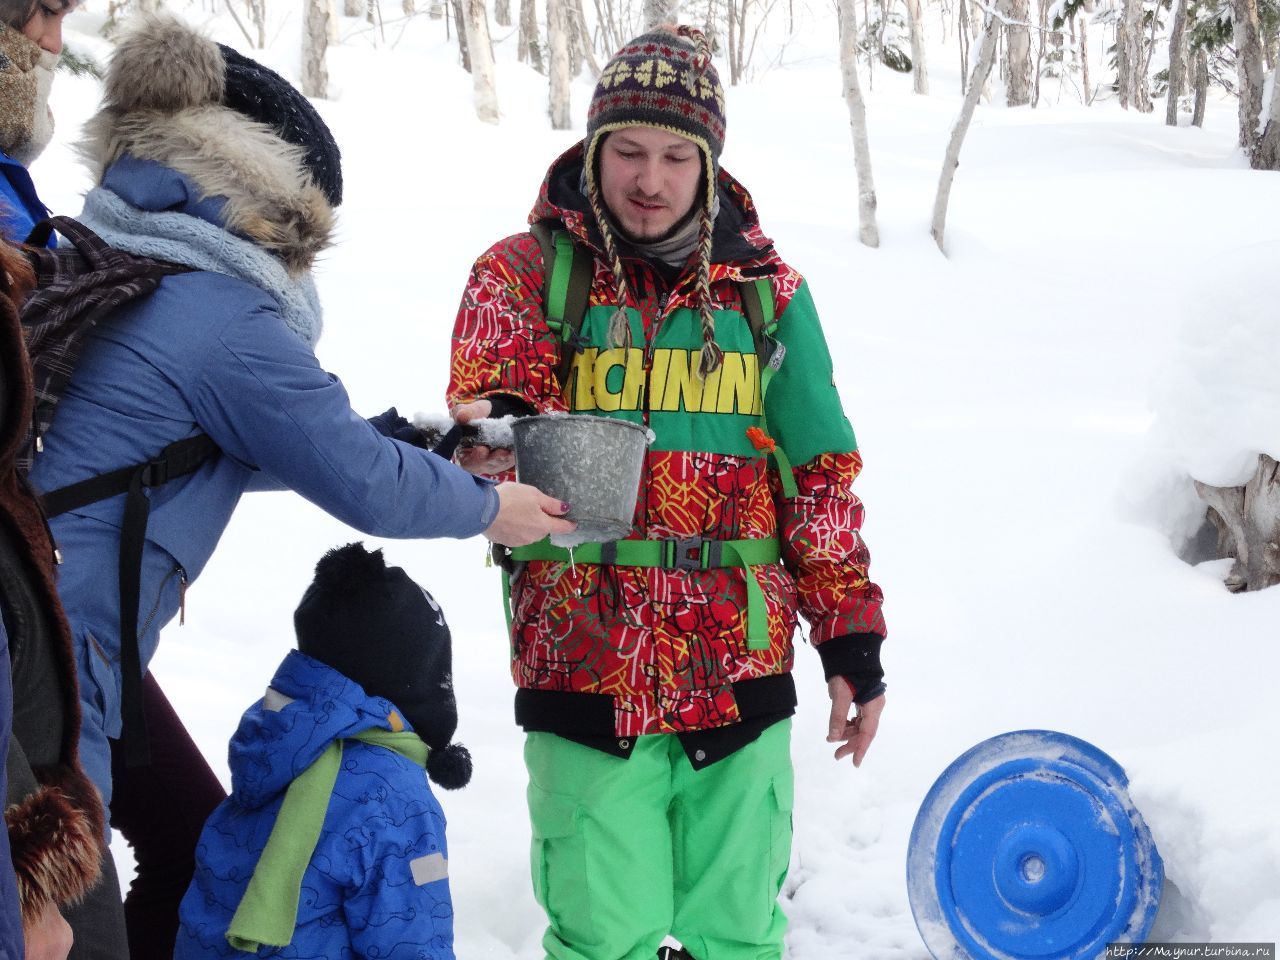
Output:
[582, 26, 727, 377]
[293, 543, 472, 790]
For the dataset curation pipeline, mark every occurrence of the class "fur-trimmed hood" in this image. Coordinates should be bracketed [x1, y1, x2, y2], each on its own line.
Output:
[78, 16, 334, 275]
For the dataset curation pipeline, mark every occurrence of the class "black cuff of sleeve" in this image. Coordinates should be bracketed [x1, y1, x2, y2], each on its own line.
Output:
[484, 394, 537, 419]
[817, 632, 885, 702]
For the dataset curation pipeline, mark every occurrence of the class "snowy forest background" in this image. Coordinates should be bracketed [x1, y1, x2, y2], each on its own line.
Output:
[34, 0, 1280, 955]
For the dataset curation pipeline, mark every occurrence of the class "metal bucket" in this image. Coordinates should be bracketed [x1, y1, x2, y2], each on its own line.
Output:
[907, 730, 1164, 960]
[511, 414, 650, 549]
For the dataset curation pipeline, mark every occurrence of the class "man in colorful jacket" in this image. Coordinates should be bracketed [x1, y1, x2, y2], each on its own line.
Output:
[448, 25, 888, 960]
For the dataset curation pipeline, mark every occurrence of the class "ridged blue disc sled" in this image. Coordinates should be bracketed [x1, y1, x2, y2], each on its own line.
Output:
[907, 731, 1163, 960]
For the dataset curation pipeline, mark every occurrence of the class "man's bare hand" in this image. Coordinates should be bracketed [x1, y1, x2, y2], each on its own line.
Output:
[451, 399, 515, 474]
[24, 901, 73, 960]
[826, 678, 885, 768]
[485, 482, 575, 547]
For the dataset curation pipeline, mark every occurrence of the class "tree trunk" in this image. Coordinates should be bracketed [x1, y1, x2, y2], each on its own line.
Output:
[465, 0, 500, 122]
[1195, 456, 1280, 592]
[344, 0, 363, 13]
[1252, 65, 1280, 167]
[933, 3, 1001, 251]
[905, 0, 929, 94]
[644, 0, 678, 28]
[838, 0, 880, 247]
[1233, 0, 1266, 151]
[548, 0, 572, 129]
[1003, 0, 1032, 106]
[495, 0, 511, 25]
[1192, 46, 1208, 126]
[1116, 0, 1150, 110]
[519, 0, 544, 72]
[1166, 0, 1187, 125]
[1079, 11, 1092, 104]
[959, 0, 970, 93]
[453, 0, 472, 70]
[302, 0, 330, 98]
[573, 0, 602, 77]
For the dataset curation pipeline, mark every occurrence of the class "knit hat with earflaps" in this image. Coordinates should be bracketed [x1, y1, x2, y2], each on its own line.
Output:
[293, 543, 472, 789]
[582, 25, 727, 377]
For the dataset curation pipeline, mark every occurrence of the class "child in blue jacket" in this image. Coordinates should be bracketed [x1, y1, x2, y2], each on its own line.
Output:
[175, 543, 473, 960]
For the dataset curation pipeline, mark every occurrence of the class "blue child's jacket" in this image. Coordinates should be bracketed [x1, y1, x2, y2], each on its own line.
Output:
[176, 650, 456, 959]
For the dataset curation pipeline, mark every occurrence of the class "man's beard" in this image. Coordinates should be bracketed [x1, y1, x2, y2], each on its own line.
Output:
[613, 197, 699, 245]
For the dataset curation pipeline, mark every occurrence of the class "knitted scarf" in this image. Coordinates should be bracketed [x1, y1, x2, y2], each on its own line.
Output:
[0, 23, 57, 165]
[77, 185, 324, 348]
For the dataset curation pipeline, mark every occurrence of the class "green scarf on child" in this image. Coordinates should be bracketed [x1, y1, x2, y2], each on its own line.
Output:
[225, 728, 429, 953]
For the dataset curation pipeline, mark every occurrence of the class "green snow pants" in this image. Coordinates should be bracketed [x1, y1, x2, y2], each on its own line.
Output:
[524, 719, 794, 960]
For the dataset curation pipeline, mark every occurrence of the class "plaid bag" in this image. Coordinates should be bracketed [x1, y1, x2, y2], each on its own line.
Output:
[17, 216, 195, 473]
[18, 216, 217, 767]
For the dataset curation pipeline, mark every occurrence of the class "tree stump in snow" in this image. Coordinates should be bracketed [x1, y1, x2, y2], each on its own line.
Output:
[1195, 454, 1280, 592]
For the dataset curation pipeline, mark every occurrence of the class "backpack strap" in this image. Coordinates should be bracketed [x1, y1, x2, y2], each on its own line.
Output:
[736, 278, 797, 498]
[530, 221, 594, 394]
[42, 433, 219, 768]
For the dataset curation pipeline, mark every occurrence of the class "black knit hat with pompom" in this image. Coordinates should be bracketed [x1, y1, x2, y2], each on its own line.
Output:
[294, 543, 471, 789]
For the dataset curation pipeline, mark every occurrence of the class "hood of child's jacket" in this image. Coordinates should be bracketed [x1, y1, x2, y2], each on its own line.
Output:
[530, 141, 776, 267]
[227, 650, 405, 810]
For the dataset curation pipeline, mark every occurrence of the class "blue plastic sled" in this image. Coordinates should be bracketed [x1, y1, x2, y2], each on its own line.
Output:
[907, 730, 1163, 960]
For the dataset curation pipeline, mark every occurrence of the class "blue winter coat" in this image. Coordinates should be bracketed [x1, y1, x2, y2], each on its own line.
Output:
[176, 651, 456, 960]
[0, 150, 48, 243]
[26, 158, 497, 802]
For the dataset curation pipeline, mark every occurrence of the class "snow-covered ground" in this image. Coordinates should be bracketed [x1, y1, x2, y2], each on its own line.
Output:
[34, 4, 1280, 956]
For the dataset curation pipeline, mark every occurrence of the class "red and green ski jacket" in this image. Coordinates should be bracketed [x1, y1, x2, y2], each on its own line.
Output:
[449, 144, 886, 746]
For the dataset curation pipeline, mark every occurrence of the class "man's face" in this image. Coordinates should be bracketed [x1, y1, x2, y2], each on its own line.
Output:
[598, 126, 703, 243]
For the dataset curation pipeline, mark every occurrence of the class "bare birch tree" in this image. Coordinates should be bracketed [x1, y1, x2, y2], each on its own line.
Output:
[932, 2, 1002, 251]
[520, 0, 545, 72]
[644, 0, 679, 28]
[1003, 0, 1031, 105]
[1116, 0, 1151, 110]
[838, 0, 880, 246]
[548, 0, 573, 129]
[1166, 0, 1188, 124]
[905, 0, 930, 93]
[302, 0, 330, 98]
[1233, 0, 1265, 150]
[465, 0, 500, 122]
[495, 0, 511, 25]
[573, 0, 603, 77]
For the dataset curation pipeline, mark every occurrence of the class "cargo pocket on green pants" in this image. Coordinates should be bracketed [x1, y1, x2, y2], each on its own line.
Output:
[529, 781, 597, 947]
[768, 767, 795, 899]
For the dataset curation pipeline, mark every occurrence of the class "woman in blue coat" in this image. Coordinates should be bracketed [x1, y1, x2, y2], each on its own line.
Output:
[24, 14, 572, 959]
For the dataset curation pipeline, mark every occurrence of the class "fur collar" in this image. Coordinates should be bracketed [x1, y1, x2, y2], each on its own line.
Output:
[77, 16, 333, 276]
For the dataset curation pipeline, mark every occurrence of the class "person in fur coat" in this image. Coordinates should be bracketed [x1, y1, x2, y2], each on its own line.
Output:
[23, 13, 572, 960]
[2, 243, 105, 960]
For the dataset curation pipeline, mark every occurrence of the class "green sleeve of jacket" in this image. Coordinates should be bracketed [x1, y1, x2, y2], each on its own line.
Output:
[765, 278, 859, 467]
